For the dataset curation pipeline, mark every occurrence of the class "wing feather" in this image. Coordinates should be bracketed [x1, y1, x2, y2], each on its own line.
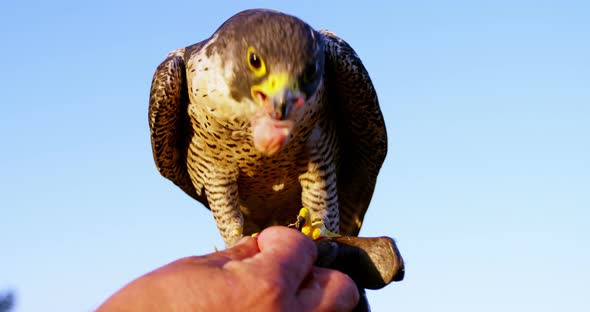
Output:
[148, 52, 210, 208]
[321, 30, 388, 236]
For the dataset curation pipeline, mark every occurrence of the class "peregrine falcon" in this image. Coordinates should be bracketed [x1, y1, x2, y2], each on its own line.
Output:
[149, 9, 387, 246]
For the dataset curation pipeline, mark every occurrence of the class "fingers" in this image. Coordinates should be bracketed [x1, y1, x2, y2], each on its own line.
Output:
[218, 236, 260, 260]
[255, 226, 318, 290]
[298, 267, 359, 312]
[193, 236, 260, 267]
[197, 227, 359, 312]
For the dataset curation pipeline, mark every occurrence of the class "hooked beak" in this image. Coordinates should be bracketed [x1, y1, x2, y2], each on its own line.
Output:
[250, 73, 305, 156]
[251, 73, 305, 120]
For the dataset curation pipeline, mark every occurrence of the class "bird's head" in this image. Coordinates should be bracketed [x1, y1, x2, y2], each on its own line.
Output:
[210, 9, 325, 156]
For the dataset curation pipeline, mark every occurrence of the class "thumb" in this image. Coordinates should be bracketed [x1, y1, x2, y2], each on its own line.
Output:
[203, 236, 260, 266]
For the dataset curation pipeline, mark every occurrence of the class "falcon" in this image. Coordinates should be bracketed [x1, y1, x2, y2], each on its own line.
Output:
[149, 9, 387, 247]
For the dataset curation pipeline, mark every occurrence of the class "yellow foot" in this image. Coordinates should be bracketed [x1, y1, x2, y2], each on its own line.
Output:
[295, 207, 340, 240]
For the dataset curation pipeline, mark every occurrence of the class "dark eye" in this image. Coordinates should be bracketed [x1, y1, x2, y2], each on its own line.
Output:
[249, 52, 261, 69]
[303, 64, 317, 83]
[247, 47, 266, 77]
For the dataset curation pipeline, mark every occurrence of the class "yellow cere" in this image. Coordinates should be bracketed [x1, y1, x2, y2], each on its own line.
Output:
[250, 72, 291, 104]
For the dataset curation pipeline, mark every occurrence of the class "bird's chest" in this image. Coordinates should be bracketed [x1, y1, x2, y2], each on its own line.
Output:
[188, 102, 316, 184]
[186, 63, 332, 222]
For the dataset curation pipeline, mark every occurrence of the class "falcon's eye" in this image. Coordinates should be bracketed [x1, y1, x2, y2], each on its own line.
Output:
[302, 63, 317, 84]
[247, 47, 266, 77]
[249, 53, 261, 68]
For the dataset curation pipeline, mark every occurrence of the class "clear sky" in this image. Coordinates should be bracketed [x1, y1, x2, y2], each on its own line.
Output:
[1, 0, 588, 311]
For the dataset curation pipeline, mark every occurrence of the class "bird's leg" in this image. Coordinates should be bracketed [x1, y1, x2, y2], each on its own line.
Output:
[205, 179, 244, 247]
[298, 127, 341, 240]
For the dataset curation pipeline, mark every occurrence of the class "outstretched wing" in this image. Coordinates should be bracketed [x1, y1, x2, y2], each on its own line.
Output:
[148, 49, 210, 209]
[321, 30, 388, 236]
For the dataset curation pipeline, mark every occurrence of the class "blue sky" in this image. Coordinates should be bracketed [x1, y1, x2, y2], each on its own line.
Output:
[1, 0, 588, 311]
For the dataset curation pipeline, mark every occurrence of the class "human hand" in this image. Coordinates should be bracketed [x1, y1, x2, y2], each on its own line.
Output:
[97, 226, 359, 311]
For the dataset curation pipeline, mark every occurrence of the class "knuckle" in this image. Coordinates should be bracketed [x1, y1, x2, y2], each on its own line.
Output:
[257, 274, 287, 300]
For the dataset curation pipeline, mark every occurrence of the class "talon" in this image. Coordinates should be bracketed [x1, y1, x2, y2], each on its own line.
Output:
[289, 207, 311, 231]
[295, 216, 305, 231]
[294, 207, 340, 240]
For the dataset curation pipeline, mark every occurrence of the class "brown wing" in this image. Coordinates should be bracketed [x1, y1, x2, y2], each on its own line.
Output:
[148, 49, 210, 209]
[320, 30, 388, 236]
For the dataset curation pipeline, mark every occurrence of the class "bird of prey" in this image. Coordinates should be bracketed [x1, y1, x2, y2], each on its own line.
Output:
[149, 9, 387, 247]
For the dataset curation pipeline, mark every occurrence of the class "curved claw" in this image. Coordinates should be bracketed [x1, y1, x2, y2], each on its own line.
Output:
[294, 207, 340, 240]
